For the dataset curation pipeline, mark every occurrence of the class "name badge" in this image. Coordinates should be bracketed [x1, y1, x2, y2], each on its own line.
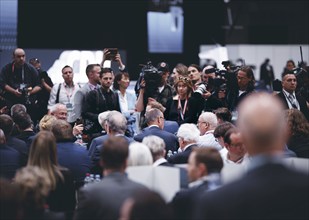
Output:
[66, 103, 73, 111]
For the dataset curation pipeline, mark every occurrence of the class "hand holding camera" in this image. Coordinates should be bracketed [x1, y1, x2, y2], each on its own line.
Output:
[195, 83, 208, 95]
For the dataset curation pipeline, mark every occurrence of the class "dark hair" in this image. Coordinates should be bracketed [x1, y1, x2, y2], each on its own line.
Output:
[29, 58, 40, 65]
[193, 147, 223, 174]
[100, 67, 113, 78]
[85, 64, 100, 77]
[286, 60, 295, 67]
[113, 72, 130, 90]
[224, 128, 239, 145]
[238, 66, 255, 91]
[214, 107, 232, 123]
[0, 115, 14, 136]
[12, 111, 33, 130]
[281, 71, 296, 80]
[214, 122, 235, 138]
[61, 65, 72, 72]
[188, 64, 202, 72]
[101, 136, 129, 169]
[128, 190, 172, 220]
[51, 119, 73, 141]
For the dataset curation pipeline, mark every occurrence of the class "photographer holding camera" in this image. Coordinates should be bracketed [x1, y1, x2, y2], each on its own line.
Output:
[135, 61, 174, 113]
[0, 48, 41, 121]
[29, 58, 54, 123]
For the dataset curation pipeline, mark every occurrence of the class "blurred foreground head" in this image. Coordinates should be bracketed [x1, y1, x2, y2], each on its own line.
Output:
[237, 92, 286, 156]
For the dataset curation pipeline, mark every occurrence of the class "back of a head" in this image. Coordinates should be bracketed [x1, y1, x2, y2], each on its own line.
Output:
[106, 111, 127, 134]
[51, 119, 73, 141]
[10, 104, 27, 117]
[193, 147, 223, 174]
[101, 136, 129, 170]
[237, 92, 286, 155]
[214, 107, 232, 123]
[142, 135, 166, 159]
[145, 108, 161, 125]
[128, 142, 153, 166]
[14, 166, 51, 217]
[39, 114, 57, 131]
[125, 190, 172, 220]
[177, 123, 200, 143]
[285, 109, 309, 136]
[200, 112, 218, 130]
[214, 122, 235, 138]
[98, 110, 111, 129]
[12, 111, 33, 131]
[28, 131, 58, 168]
[28, 131, 61, 189]
[0, 178, 22, 220]
[0, 114, 14, 136]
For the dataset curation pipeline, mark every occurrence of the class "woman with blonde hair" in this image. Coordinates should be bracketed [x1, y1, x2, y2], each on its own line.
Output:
[164, 77, 204, 125]
[27, 130, 76, 214]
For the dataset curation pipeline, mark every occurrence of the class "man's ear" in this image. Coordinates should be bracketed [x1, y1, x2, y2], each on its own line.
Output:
[198, 163, 207, 176]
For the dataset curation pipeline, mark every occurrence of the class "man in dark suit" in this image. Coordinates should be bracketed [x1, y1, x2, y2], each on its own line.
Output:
[0, 114, 28, 166]
[171, 147, 223, 220]
[276, 71, 309, 121]
[88, 111, 133, 174]
[51, 119, 92, 188]
[74, 136, 148, 220]
[168, 123, 200, 164]
[134, 108, 178, 154]
[195, 92, 309, 220]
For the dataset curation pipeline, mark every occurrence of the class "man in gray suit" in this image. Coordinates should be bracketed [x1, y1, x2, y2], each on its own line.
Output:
[74, 136, 148, 220]
[72, 64, 101, 123]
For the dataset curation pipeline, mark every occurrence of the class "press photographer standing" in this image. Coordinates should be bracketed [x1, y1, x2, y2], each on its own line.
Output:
[29, 58, 54, 124]
[0, 48, 41, 120]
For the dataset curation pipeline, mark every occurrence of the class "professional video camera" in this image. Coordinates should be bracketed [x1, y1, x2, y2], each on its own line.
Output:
[18, 85, 32, 105]
[138, 61, 162, 98]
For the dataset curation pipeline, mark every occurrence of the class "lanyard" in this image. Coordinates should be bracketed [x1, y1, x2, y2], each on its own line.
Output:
[63, 83, 75, 102]
[178, 98, 188, 121]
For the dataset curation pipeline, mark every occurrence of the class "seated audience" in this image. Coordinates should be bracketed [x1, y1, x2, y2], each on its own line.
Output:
[120, 190, 173, 220]
[0, 114, 28, 166]
[143, 135, 188, 188]
[128, 142, 153, 166]
[51, 119, 92, 187]
[27, 131, 76, 214]
[0, 128, 21, 180]
[197, 112, 222, 150]
[168, 123, 199, 164]
[134, 108, 178, 155]
[195, 92, 309, 220]
[74, 136, 149, 220]
[171, 147, 223, 220]
[14, 166, 65, 220]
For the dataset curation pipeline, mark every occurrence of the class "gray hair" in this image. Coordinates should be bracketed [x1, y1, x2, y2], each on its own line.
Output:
[98, 110, 111, 129]
[106, 111, 127, 134]
[128, 142, 153, 166]
[10, 104, 27, 117]
[145, 108, 162, 124]
[199, 112, 218, 130]
[142, 135, 166, 158]
[177, 123, 200, 142]
[49, 103, 66, 114]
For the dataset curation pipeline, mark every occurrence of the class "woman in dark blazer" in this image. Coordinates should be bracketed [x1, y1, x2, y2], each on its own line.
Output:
[164, 76, 203, 125]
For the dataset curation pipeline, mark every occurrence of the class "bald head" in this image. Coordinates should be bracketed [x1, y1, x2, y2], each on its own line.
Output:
[237, 92, 286, 156]
[13, 48, 26, 67]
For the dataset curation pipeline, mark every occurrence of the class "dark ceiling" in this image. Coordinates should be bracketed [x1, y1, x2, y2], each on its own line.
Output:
[18, 0, 308, 76]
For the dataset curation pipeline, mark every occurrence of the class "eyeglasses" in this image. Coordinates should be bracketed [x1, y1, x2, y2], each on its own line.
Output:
[197, 121, 207, 125]
[158, 116, 165, 120]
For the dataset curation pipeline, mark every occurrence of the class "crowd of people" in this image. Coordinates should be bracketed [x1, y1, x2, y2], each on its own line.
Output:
[0, 48, 309, 220]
